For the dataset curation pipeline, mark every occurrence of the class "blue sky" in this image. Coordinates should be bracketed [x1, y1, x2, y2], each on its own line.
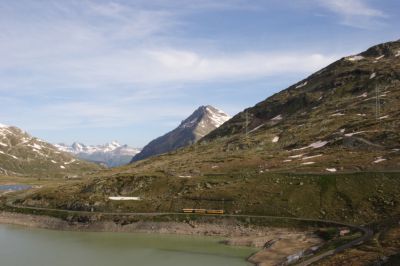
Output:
[0, 0, 399, 147]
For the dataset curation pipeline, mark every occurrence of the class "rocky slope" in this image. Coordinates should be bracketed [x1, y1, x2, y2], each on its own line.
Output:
[130, 105, 230, 162]
[0, 124, 101, 178]
[197, 40, 400, 172]
[55, 141, 140, 167]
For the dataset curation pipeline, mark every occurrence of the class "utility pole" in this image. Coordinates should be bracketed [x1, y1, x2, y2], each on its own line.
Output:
[375, 84, 381, 120]
[245, 110, 249, 138]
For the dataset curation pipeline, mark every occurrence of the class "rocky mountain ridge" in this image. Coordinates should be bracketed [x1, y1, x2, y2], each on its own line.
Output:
[130, 105, 230, 162]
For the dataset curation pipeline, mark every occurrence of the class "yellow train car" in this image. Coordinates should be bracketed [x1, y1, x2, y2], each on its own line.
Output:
[206, 209, 224, 215]
[182, 208, 207, 214]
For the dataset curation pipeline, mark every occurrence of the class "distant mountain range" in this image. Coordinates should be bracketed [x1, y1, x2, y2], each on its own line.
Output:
[130, 105, 230, 162]
[55, 141, 141, 167]
[0, 123, 101, 177]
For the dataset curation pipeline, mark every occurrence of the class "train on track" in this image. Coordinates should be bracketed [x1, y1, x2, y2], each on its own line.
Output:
[182, 208, 224, 214]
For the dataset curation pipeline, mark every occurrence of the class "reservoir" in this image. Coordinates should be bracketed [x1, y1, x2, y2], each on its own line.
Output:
[0, 224, 255, 266]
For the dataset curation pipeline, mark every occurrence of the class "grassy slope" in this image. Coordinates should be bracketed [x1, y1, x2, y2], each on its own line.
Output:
[17, 171, 399, 224]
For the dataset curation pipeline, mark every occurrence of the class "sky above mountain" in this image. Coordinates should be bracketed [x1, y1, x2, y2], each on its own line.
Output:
[0, 0, 399, 147]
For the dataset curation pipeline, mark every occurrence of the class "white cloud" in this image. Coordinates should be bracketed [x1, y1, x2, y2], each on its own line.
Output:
[0, 1, 340, 93]
[46, 48, 336, 87]
[145, 49, 336, 82]
[0, 45, 337, 91]
[20, 100, 196, 130]
[318, 0, 384, 17]
[88, 2, 127, 18]
[316, 0, 386, 28]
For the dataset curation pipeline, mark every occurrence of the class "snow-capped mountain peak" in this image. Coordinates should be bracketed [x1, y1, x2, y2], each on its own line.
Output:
[110, 140, 120, 146]
[71, 142, 85, 152]
[131, 105, 230, 162]
[179, 105, 230, 130]
[55, 141, 141, 167]
[204, 105, 231, 128]
[103, 141, 121, 152]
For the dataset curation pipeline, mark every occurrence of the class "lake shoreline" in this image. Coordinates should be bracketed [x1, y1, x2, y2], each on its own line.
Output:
[0, 210, 322, 265]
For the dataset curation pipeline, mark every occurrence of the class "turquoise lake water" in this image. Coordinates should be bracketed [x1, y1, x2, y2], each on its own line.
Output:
[0, 224, 256, 266]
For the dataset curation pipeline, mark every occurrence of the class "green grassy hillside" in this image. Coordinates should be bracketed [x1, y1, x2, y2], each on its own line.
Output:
[17, 171, 399, 224]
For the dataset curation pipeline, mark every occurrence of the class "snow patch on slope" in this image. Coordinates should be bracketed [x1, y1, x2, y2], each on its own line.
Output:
[271, 114, 283, 121]
[346, 55, 364, 61]
[345, 131, 369, 137]
[373, 157, 386, 164]
[289, 154, 305, 159]
[29, 143, 43, 150]
[309, 141, 328, 149]
[330, 112, 344, 117]
[248, 124, 265, 134]
[302, 154, 322, 160]
[292, 140, 328, 151]
[295, 81, 308, 89]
